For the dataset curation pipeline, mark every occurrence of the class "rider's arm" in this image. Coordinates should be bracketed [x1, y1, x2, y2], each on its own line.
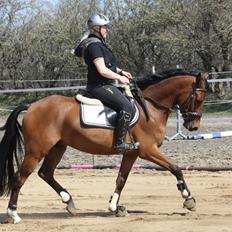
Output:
[93, 58, 130, 85]
[116, 67, 133, 80]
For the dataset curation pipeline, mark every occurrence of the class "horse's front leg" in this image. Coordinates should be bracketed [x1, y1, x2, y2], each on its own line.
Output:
[108, 153, 138, 217]
[140, 146, 196, 211]
[171, 165, 196, 211]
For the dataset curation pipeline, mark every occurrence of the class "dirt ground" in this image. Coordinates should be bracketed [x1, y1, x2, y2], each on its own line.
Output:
[0, 114, 232, 231]
[1, 169, 232, 232]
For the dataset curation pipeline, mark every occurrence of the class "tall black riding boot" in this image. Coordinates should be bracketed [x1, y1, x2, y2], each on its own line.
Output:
[114, 111, 137, 152]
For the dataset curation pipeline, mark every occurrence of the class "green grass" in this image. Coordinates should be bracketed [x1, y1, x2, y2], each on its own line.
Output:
[203, 110, 232, 116]
[204, 104, 232, 116]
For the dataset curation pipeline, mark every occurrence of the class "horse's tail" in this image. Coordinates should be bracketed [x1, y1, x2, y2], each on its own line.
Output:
[0, 105, 29, 196]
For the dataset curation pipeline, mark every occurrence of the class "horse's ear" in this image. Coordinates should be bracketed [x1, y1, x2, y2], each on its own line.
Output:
[202, 72, 209, 80]
[196, 72, 209, 85]
[196, 73, 201, 85]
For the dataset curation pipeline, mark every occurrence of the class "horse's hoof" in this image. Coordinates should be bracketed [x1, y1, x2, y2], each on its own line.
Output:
[183, 197, 196, 211]
[3, 209, 22, 224]
[1, 215, 21, 224]
[116, 205, 129, 217]
[66, 199, 78, 216]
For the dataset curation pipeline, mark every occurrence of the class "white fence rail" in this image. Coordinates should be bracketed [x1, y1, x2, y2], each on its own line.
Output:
[209, 71, 232, 93]
[0, 72, 232, 93]
[0, 79, 85, 83]
[208, 78, 232, 83]
[0, 86, 83, 93]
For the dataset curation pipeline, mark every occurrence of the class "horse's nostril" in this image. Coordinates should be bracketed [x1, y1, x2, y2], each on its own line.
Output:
[183, 121, 199, 131]
[190, 127, 198, 131]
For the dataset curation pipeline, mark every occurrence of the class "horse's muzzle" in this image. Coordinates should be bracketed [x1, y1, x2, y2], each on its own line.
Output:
[184, 123, 199, 131]
[183, 119, 200, 131]
[182, 111, 202, 131]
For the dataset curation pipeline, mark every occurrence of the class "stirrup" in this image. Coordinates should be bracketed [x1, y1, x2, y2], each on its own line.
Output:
[115, 142, 139, 152]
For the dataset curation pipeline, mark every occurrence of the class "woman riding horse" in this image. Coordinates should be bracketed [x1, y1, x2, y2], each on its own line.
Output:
[0, 70, 208, 223]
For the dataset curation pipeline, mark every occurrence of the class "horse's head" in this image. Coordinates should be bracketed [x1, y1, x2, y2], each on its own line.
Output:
[178, 72, 209, 131]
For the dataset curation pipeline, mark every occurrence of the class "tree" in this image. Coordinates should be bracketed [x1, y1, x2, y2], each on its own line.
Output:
[153, 0, 232, 71]
[1, 0, 232, 85]
[0, 0, 49, 83]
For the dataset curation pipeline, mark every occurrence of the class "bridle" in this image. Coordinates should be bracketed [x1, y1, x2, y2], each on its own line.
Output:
[144, 78, 207, 122]
[179, 85, 207, 122]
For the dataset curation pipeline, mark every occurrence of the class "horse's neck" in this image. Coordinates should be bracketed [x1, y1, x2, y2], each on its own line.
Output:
[144, 81, 178, 108]
[138, 77, 194, 143]
[144, 77, 193, 108]
[139, 78, 185, 143]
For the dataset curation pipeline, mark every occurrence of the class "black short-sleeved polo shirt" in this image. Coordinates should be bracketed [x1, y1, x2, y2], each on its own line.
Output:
[84, 37, 117, 89]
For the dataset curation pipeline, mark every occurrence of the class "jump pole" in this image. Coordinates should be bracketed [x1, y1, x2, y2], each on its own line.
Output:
[188, 130, 232, 140]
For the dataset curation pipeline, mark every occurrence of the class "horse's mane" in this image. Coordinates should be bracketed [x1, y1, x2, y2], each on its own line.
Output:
[136, 69, 200, 89]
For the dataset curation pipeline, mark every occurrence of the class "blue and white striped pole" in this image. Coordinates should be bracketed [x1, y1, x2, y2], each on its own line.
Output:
[188, 130, 232, 140]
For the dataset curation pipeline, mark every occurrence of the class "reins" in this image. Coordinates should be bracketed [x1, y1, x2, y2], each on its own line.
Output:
[144, 96, 176, 113]
[130, 79, 150, 121]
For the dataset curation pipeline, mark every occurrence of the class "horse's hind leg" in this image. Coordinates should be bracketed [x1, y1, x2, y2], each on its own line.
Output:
[109, 153, 138, 216]
[141, 147, 196, 211]
[38, 142, 77, 216]
[5, 154, 42, 224]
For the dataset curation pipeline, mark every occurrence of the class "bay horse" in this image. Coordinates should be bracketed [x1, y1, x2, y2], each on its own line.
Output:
[0, 69, 208, 223]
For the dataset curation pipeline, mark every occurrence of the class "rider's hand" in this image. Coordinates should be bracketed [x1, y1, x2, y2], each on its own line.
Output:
[121, 70, 133, 79]
[118, 75, 130, 85]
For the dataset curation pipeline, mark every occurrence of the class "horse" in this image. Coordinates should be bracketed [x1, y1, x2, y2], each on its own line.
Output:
[0, 69, 209, 223]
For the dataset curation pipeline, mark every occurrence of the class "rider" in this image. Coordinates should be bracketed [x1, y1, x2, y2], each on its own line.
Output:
[75, 13, 135, 152]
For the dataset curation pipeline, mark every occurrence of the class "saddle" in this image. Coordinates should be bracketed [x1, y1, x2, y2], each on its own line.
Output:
[76, 88, 140, 129]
